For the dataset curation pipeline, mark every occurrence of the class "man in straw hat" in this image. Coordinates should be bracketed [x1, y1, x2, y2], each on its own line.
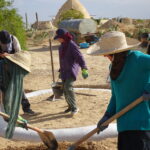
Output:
[0, 30, 35, 115]
[87, 31, 150, 150]
[0, 51, 30, 138]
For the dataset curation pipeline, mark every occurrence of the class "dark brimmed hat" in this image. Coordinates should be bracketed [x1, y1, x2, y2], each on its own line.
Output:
[54, 28, 68, 40]
[0, 30, 11, 44]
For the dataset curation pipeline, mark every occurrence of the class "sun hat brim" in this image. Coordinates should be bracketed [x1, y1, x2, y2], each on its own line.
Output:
[5, 51, 31, 72]
[87, 42, 141, 56]
[87, 31, 141, 56]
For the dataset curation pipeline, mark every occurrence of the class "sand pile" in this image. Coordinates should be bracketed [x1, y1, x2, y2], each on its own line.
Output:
[100, 20, 119, 29]
[0, 40, 120, 149]
[100, 19, 137, 37]
[3, 141, 110, 150]
[31, 21, 54, 30]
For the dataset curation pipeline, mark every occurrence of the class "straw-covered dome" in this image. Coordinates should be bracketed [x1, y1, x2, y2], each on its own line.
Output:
[31, 21, 54, 30]
[53, 0, 91, 26]
[121, 18, 133, 25]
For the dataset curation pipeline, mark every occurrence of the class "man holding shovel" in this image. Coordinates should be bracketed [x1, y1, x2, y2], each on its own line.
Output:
[0, 30, 35, 115]
[0, 51, 58, 150]
[54, 28, 88, 116]
[87, 31, 150, 150]
[0, 50, 30, 138]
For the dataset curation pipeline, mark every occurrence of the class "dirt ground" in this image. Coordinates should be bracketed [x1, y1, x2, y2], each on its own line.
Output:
[0, 39, 118, 150]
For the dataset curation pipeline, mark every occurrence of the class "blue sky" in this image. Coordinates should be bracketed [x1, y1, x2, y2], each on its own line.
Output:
[13, 0, 150, 24]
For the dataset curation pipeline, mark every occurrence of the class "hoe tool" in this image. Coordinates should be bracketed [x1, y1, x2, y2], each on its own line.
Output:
[0, 111, 58, 150]
[68, 96, 144, 150]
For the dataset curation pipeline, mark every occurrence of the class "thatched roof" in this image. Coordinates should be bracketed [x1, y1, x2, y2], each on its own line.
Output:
[121, 18, 133, 25]
[100, 19, 119, 29]
[112, 17, 133, 25]
[53, 0, 91, 26]
[31, 21, 54, 30]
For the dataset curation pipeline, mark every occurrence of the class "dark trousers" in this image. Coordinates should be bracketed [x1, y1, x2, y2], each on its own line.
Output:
[21, 91, 30, 112]
[118, 130, 150, 150]
[63, 78, 77, 111]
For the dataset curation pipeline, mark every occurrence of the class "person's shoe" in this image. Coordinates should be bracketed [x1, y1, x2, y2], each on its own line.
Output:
[71, 108, 79, 115]
[64, 108, 71, 113]
[24, 109, 36, 115]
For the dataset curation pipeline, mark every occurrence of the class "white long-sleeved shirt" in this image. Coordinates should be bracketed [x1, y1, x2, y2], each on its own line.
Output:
[12, 36, 21, 52]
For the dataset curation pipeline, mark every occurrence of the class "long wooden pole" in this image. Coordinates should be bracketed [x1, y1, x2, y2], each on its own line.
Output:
[35, 12, 39, 30]
[49, 39, 55, 82]
[25, 13, 28, 30]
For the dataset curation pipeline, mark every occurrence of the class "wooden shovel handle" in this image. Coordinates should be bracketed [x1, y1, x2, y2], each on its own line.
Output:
[0, 111, 44, 133]
[49, 39, 55, 83]
[72, 96, 144, 147]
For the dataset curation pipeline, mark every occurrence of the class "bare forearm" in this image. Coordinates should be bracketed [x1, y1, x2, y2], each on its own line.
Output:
[0, 52, 9, 58]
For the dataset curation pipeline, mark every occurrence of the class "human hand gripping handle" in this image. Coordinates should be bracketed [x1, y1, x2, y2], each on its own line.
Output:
[143, 91, 150, 100]
[3, 115, 28, 129]
[17, 116, 28, 130]
[97, 112, 111, 134]
[82, 69, 88, 79]
[0, 52, 9, 58]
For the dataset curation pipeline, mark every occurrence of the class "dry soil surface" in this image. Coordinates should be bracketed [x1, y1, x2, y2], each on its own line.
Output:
[0, 39, 120, 150]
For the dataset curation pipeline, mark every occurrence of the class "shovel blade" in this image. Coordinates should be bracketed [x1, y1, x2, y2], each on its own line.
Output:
[39, 131, 58, 150]
[67, 145, 76, 150]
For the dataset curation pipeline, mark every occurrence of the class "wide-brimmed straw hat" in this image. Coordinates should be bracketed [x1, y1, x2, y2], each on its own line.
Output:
[87, 31, 140, 56]
[5, 51, 31, 72]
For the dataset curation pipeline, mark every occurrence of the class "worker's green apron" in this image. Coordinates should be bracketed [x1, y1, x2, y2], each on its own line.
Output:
[0, 59, 28, 138]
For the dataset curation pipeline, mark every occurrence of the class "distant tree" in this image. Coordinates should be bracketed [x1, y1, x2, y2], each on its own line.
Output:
[0, 0, 11, 8]
[0, 0, 26, 49]
[58, 9, 84, 25]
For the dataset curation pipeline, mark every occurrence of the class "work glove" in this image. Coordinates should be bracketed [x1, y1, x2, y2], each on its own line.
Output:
[17, 116, 28, 130]
[82, 69, 88, 79]
[143, 91, 150, 101]
[97, 112, 111, 134]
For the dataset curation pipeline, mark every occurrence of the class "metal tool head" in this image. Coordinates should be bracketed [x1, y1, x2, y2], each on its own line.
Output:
[39, 131, 58, 150]
[67, 145, 76, 150]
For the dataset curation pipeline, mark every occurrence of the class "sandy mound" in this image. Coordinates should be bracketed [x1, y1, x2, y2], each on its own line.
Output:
[1, 138, 116, 150]
[0, 40, 119, 149]
[3, 142, 106, 150]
